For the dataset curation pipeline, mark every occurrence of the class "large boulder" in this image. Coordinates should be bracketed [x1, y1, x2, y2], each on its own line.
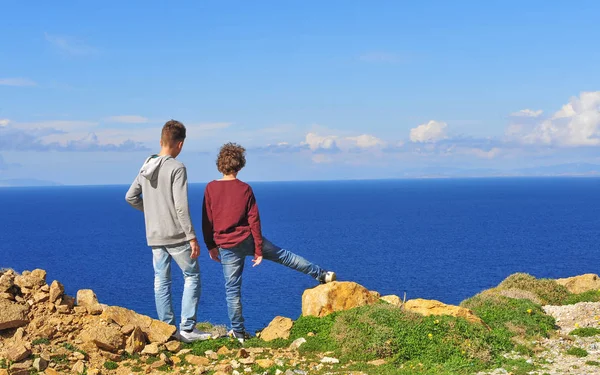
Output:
[14, 270, 46, 289]
[0, 299, 29, 330]
[556, 274, 600, 294]
[403, 298, 485, 325]
[49, 281, 64, 303]
[101, 306, 176, 343]
[302, 281, 379, 317]
[260, 316, 293, 341]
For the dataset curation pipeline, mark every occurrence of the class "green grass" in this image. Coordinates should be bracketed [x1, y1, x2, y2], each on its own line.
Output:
[0, 359, 7, 369]
[32, 338, 50, 345]
[564, 290, 600, 304]
[51, 354, 69, 364]
[103, 361, 119, 370]
[586, 360, 600, 366]
[145, 357, 160, 365]
[570, 327, 600, 337]
[566, 347, 588, 357]
[497, 273, 570, 305]
[131, 366, 143, 372]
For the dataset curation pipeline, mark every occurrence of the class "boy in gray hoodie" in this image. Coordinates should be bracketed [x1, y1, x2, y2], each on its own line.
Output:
[126, 120, 209, 343]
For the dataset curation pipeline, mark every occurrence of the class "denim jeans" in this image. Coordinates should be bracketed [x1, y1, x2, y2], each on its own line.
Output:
[219, 235, 323, 333]
[152, 242, 200, 331]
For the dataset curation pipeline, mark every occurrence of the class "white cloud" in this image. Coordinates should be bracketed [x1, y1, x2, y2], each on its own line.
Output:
[0, 78, 37, 87]
[105, 115, 149, 124]
[410, 120, 448, 143]
[0, 119, 9, 127]
[508, 91, 600, 147]
[44, 32, 98, 56]
[303, 133, 339, 151]
[510, 109, 543, 117]
[347, 134, 386, 148]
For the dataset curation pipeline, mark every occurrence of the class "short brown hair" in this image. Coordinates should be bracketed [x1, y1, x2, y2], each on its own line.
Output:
[161, 120, 186, 145]
[217, 143, 246, 174]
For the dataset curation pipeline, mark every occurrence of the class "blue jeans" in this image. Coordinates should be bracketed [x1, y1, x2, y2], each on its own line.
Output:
[219, 235, 324, 333]
[152, 242, 200, 331]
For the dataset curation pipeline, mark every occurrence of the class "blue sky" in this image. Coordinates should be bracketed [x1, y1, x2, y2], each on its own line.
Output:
[1, 1, 600, 185]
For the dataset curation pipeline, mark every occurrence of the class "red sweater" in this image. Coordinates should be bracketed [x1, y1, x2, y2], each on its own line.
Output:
[202, 179, 263, 256]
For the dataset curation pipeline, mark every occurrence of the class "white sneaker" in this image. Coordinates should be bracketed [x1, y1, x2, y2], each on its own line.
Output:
[178, 328, 212, 343]
[318, 271, 336, 284]
[227, 329, 249, 344]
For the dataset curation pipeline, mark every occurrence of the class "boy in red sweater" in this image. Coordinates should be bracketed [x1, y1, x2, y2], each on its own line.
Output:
[202, 143, 336, 342]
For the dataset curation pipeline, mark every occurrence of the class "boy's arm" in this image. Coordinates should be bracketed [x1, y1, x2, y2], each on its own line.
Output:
[201, 190, 218, 251]
[125, 174, 144, 211]
[247, 187, 263, 257]
[172, 167, 196, 242]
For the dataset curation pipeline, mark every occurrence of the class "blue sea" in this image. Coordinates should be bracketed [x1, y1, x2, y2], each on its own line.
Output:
[2, 178, 600, 333]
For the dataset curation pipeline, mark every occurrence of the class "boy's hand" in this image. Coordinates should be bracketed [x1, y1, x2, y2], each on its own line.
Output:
[209, 248, 221, 263]
[252, 255, 263, 267]
[190, 239, 200, 259]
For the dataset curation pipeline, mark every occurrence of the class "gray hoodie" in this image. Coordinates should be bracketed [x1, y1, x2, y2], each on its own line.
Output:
[125, 155, 196, 246]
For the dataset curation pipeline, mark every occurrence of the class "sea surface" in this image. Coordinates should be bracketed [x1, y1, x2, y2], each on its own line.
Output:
[1, 178, 600, 333]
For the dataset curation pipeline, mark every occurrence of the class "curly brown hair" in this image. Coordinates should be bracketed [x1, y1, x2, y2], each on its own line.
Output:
[217, 143, 246, 175]
[161, 119, 186, 145]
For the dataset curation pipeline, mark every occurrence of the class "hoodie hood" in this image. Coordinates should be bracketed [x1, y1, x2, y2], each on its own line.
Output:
[139, 155, 171, 181]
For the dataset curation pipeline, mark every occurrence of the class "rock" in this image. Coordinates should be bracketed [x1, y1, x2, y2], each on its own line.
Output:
[0, 370, 8, 375]
[150, 359, 167, 369]
[141, 342, 160, 355]
[6, 344, 31, 362]
[237, 348, 249, 358]
[73, 306, 87, 314]
[556, 274, 600, 294]
[80, 325, 125, 352]
[255, 359, 274, 368]
[49, 281, 64, 303]
[72, 360, 85, 374]
[165, 340, 181, 352]
[76, 289, 98, 307]
[320, 356, 339, 364]
[56, 304, 71, 314]
[368, 359, 386, 366]
[205, 350, 218, 359]
[217, 345, 231, 355]
[45, 368, 60, 375]
[260, 316, 293, 341]
[238, 357, 254, 365]
[86, 304, 104, 315]
[185, 354, 210, 366]
[14, 270, 45, 289]
[33, 291, 49, 303]
[215, 364, 233, 373]
[121, 324, 135, 335]
[101, 306, 176, 343]
[0, 298, 29, 330]
[289, 337, 307, 350]
[403, 298, 485, 325]
[87, 369, 101, 375]
[33, 357, 49, 371]
[369, 290, 381, 299]
[302, 281, 379, 317]
[381, 295, 402, 307]
[8, 362, 31, 375]
[58, 295, 75, 309]
[126, 326, 146, 354]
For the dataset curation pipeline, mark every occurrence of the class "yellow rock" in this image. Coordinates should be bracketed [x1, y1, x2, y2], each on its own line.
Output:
[403, 298, 485, 325]
[380, 295, 402, 307]
[260, 316, 293, 341]
[302, 281, 379, 317]
[556, 274, 600, 294]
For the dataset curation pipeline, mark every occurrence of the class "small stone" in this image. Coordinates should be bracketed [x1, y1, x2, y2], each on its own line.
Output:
[185, 354, 210, 366]
[320, 356, 339, 364]
[56, 304, 70, 314]
[260, 316, 293, 341]
[275, 370, 283, 375]
[45, 368, 60, 375]
[73, 306, 87, 314]
[49, 281, 64, 303]
[238, 357, 254, 365]
[76, 289, 99, 307]
[121, 324, 135, 335]
[33, 357, 49, 371]
[367, 359, 386, 366]
[205, 350, 218, 360]
[87, 369, 101, 375]
[307, 332, 315, 337]
[33, 291, 49, 303]
[87, 304, 104, 315]
[215, 363, 233, 373]
[256, 359, 274, 368]
[141, 342, 160, 355]
[217, 345, 232, 355]
[230, 359, 240, 369]
[73, 351, 86, 360]
[150, 359, 166, 369]
[165, 340, 181, 352]
[236, 348, 249, 358]
[126, 326, 146, 354]
[72, 360, 86, 374]
[289, 337, 306, 350]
